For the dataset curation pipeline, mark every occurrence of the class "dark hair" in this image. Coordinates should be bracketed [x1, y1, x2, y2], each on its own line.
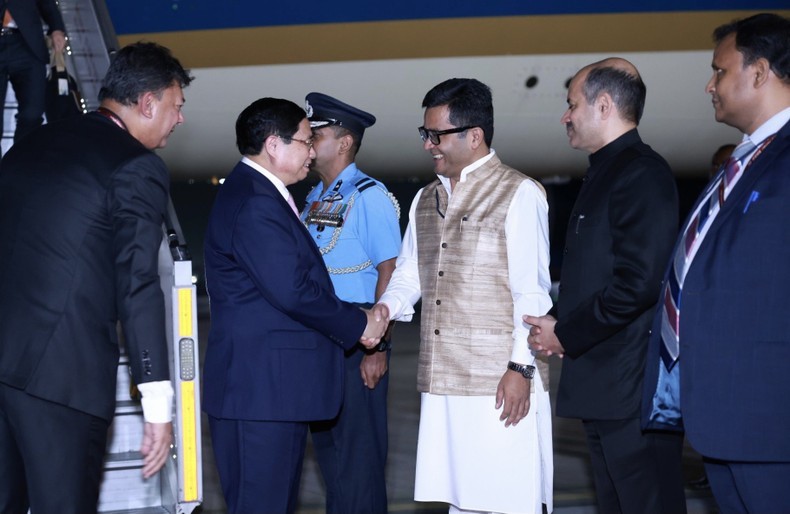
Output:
[582, 66, 646, 124]
[713, 13, 790, 83]
[236, 98, 306, 156]
[422, 78, 494, 147]
[326, 125, 361, 157]
[98, 42, 193, 106]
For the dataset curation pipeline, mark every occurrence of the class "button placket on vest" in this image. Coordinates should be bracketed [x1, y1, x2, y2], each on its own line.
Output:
[434, 241, 447, 337]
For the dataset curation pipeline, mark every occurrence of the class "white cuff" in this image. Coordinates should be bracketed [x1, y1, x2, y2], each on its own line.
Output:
[510, 338, 537, 366]
[137, 380, 174, 423]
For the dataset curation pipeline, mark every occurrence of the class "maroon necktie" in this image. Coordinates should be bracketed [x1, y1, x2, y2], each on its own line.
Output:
[660, 138, 757, 368]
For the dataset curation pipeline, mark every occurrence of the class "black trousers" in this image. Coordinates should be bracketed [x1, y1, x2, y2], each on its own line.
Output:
[0, 382, 109, 514]
[582, 417, 687, 514]
[0, 32, 47, 148]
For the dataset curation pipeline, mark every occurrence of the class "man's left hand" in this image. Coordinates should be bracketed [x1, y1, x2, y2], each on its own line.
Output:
[495, 370, 531, 427]
[360, 350, 388, 389]
[140, 421, 172, 479]
[524, 314, 565, 357]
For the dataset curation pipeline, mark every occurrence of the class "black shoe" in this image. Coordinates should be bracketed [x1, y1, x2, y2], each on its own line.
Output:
[687, 475, 710, 490]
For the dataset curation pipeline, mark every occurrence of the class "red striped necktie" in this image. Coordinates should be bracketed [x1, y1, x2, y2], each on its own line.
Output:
[659, 138, 758, 368]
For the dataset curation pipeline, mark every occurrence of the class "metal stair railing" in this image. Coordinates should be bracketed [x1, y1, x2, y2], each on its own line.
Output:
[57, 0, 118, 112]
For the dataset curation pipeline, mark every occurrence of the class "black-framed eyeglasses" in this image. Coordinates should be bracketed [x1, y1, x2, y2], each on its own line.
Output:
[279, 135, 314, 149]
[418, 125, 474, 145]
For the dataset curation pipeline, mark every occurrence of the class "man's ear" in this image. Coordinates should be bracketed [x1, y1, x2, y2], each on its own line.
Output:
[138, 91, 157, 119]
[752, 57, 770, 88]
[468, 126, 484, 149]
[338, 133, 353, 155]
[263, 134, 279, 157]
[596, 92, 613, 120]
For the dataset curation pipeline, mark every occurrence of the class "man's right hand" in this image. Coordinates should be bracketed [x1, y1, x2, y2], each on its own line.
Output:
[140, 421, 172, 479]
[360, 307, 388, 348]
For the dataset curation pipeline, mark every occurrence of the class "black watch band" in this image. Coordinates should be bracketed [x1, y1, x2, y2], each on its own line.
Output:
[507, 360, 535, 379]
[373, 340, 391, 352]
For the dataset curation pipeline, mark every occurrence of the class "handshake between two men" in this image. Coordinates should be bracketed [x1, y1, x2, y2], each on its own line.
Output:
[359, 304, 391, 349]
[358, 306, 563, 357]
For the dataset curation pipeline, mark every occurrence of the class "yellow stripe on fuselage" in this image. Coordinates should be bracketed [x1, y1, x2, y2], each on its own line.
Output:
[119, 10, 787, 69]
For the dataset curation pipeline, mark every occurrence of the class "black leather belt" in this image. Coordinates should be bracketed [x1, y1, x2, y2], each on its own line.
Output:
[0, 27, 19, 36]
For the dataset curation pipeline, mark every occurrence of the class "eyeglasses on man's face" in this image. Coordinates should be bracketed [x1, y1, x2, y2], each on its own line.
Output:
[279, 135, 314, 150]
[418, 125, 474, 145]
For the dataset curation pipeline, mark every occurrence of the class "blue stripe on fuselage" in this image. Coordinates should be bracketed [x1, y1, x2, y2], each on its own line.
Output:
[106, 0, 788, 35]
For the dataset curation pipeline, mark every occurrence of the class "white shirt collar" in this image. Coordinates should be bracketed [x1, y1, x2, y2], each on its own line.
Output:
[436, 149, 496, 195]
[745, 106, 790, 147]
[242, 156, 290, 202]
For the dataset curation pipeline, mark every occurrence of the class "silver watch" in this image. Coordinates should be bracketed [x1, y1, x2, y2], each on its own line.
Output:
[507, 361, 535, 379]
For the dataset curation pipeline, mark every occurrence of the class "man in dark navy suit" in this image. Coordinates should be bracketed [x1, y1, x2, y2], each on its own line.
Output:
[643, 13, 790, 513]
[203, 97, 387, 514]
[0, 0, 66, 147]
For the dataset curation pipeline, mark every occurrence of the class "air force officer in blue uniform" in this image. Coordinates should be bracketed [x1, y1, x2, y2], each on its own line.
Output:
[203, 97, 387, 514]
[301, 92, 401, 514]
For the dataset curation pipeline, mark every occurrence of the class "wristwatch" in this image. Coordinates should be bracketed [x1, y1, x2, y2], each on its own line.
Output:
[507, 361, 535, 379]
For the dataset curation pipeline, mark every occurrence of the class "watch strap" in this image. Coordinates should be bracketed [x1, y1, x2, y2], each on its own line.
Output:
[507, 360, 535, 379]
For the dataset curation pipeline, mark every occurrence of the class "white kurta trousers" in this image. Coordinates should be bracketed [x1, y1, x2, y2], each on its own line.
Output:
[414, 373, 553, 514]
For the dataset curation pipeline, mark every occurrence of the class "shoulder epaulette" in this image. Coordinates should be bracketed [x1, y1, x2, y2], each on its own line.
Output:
[354, 177, 376, 193]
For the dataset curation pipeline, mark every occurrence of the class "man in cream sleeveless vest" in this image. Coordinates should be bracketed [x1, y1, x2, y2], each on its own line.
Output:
[376, 78, 553, 514]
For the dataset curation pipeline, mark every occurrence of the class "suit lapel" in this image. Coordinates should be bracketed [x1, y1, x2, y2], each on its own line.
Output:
[703, 122, 790, 240]
[661, 122, 789, 294]
[239, 162, 326, 265]
[239, 162, 300, 224]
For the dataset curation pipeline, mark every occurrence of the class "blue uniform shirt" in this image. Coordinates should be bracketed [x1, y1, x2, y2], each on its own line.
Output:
[301, 163, 401, 304]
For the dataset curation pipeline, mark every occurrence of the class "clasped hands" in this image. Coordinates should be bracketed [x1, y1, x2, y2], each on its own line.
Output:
[359, 303, 391, 349]
[524, 314, 565, 358]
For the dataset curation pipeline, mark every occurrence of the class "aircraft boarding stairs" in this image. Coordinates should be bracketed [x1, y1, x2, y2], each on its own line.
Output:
[98, 203, 204, 514]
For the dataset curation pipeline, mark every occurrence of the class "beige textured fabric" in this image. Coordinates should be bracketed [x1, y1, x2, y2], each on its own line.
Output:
[415, 155, 548, 395]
